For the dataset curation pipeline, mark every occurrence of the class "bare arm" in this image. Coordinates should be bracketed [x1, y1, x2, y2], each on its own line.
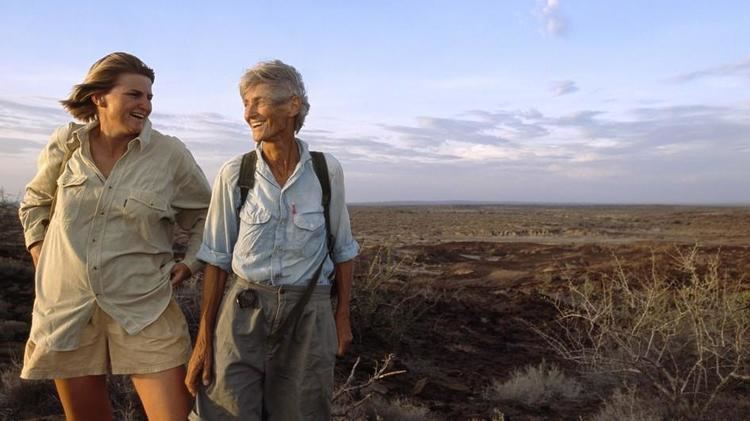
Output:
[185, 264, 228, 395]
[334, 259, 354, 356]
[29, 241, 43, 268]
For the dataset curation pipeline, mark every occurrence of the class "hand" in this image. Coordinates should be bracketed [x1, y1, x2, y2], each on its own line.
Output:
[185, 331, 213, 396]
[335, 311, 353, 357]
[29, 242, 43, 269]
[170, 263, 192, 287]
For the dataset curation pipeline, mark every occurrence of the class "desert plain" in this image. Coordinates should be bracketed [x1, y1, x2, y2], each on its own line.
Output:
[1, 203, 749, 420]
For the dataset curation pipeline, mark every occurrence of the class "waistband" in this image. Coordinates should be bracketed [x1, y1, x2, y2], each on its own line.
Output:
[231, 274, 331, 300]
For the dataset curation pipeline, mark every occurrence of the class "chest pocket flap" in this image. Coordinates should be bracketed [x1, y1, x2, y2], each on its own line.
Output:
[239, 207, 272, 225]
[293, 211, 324, 231]
[127, 190, 168, 211]
[58, 172, 87, 188]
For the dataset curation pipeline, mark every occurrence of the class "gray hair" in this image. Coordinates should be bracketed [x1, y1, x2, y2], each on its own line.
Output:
[239, 60, 310, 133]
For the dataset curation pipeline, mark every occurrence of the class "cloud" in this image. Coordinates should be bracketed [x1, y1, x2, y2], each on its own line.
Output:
[550, 80, 579, 96]
[0, 137, 45, 154]
[0, 98, 69, 137]
[1, 93, 747, 203]
[671, 56, 750, 83]
[537, 0, 567, 36]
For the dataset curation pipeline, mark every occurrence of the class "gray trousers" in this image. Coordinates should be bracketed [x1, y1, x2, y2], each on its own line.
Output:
[190, 275, 337, 421]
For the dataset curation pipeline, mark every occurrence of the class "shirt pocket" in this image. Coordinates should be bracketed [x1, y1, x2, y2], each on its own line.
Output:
[290, 210, 326, 257]
[238, 207, 272, 258]
[55, 172, 88, 227]
[124, 190, 171, 246]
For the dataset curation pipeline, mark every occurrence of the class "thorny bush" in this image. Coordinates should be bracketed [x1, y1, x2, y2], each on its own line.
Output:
[531, 246, 750, 418]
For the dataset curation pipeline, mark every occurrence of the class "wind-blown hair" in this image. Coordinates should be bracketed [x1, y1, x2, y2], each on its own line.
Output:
[60, 52, 155, 122]
[239, 60, 310, 133]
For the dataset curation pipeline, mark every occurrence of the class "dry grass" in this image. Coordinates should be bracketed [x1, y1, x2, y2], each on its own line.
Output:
[487, 360, 582, 406]
[366, 396, 434, 420]
[351, 247, 439, 346]
[591, 386, 664, 421]
[532, 246, 750, 418]
[0, 359, 60, 419]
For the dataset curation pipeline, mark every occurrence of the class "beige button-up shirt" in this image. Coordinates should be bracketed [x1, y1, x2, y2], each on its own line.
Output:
[19, 120, 211, 351]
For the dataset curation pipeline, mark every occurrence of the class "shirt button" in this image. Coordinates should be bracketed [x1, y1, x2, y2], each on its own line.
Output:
[108, 186, 112, 190]
[100, 211, 105, 216]
[93, 266, 98, 270]
[92, 239, 96, 243]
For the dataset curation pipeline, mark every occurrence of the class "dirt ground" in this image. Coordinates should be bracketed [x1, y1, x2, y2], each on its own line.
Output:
[2, 204, 749, 419]
[339, 205, 750, 419]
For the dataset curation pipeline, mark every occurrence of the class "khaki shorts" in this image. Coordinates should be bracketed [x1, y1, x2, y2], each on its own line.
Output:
[21, 299, 191, 379]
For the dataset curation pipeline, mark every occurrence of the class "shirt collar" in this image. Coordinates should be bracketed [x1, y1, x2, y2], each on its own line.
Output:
[256, 137, 312, 165]
[71, 118, 153, 150]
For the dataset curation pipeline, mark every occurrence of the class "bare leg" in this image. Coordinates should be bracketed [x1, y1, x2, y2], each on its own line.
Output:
[131, 365, 191, 421]
[54, 375, 113, 421]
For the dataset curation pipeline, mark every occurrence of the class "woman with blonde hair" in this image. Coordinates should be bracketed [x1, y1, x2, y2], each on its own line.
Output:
[19, 52, 211, 420]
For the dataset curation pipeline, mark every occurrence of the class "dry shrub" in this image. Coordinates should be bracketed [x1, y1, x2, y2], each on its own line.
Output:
[108, 375, 146, 420]
[332, 354, 407, 420]
[532, 246, 750, 418]
[592, 386, 664, 421]
[0, 360, 146, 420]
[352, 247, 437, 346]
[366, 396, 434, 420]
[487, 360, 582, 406]
[0, 187, 18, 208]
[0, 359, 60, 419]
[0, 256, 33, 281]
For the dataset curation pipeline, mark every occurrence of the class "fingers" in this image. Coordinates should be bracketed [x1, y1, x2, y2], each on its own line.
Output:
[170, 264, 190, 287]
[335, 313, 353, 357]
[202, 352, 212, 386]
[336, 332, 353, 357]
[185, 360, 201, 396]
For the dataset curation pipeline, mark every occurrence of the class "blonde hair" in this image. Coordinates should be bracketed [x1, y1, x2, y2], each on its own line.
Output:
[60, 52, 155, 122]
[239, 60, 310, 133]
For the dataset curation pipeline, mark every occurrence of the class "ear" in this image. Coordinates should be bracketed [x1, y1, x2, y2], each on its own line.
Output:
[287, 95, 301, 117]
[92, 94, 107, 108]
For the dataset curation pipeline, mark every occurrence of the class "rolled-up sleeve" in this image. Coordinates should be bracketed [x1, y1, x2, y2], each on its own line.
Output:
[18, 124, 73, 249]
[172, 145, 212, 274]
[196, 158, 241, 272]
[325, 154, 359, 263]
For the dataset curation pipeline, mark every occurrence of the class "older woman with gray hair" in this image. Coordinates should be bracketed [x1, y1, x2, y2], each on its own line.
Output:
[186, 59, 359, 420]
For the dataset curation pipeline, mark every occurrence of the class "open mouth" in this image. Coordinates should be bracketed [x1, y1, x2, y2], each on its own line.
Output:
[130, 112, 147, 120]
[250, 121, 264, 129]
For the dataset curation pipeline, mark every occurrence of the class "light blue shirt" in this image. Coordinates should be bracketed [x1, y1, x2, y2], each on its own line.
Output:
[197, 139, 359, 285]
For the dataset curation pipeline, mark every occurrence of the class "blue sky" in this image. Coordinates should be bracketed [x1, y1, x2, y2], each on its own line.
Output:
[1, 0, 748, 204]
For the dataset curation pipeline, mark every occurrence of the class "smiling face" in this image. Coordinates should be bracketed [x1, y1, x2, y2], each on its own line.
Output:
[94, 73, 153, 139]
[242, 83, 300, 144]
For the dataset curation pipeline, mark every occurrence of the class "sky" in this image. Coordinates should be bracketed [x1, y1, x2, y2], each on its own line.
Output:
[1, 0, 749, 204]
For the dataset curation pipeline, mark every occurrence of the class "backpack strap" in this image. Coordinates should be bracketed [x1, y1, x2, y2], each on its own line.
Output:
[310, 151, 334, 258]
[237, 150, 257, 214]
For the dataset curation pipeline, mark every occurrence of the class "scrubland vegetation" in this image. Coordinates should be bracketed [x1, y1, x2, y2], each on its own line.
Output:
[2, 204, 750, 419]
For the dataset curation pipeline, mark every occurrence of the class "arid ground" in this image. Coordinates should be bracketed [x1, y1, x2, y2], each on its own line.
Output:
[2, 204, 749, 420]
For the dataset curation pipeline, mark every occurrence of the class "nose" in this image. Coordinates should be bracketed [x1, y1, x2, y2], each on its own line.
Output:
[244, 103, 258, 121]
[138, 95, 152, 114]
